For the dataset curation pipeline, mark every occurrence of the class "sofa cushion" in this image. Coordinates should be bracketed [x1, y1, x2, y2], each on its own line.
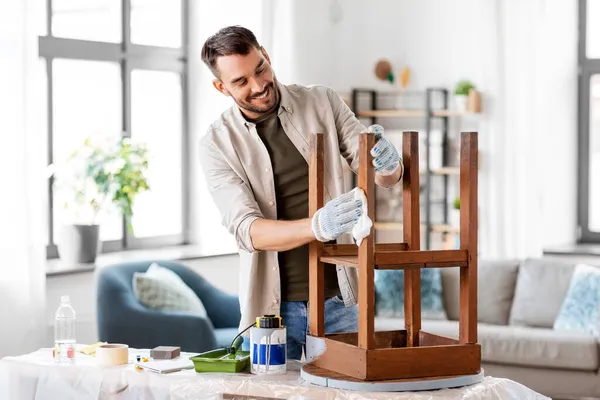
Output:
[375, 268, 446, 320]
[133, 263, 208, 316]
[375, 317, 598, 371]
[441, 259, 519, 324]
[554, 264, 600, 335]
[509, 258, 575, 328]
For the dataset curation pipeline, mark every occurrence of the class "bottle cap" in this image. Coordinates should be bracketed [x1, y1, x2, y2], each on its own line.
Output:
[61, 295, 70, 303]
[256, 315, 283, 328]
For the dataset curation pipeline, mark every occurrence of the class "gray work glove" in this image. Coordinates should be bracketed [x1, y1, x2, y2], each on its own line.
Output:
[368, 124, 402, 176]
[311, 188, 363, 242]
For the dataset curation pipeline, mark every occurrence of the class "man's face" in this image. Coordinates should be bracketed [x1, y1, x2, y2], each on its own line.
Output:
[213, 47, 278, 119]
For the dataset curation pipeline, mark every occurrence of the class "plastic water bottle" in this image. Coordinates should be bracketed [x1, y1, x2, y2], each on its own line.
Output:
[54, 295, 76, 364]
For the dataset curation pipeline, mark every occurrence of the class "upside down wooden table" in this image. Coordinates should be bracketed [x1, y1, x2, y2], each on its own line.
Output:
[304, 131, 483, 388]
[0, 346, 549, 400]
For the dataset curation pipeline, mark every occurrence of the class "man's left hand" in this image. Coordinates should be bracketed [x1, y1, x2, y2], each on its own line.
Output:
[368, 124, 402, 176]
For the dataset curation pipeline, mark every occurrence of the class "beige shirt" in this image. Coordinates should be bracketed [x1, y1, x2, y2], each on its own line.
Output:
[199, 82, 377, 332]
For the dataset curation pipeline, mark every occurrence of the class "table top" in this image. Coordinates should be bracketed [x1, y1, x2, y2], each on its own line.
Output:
[0, 347, 550, 400]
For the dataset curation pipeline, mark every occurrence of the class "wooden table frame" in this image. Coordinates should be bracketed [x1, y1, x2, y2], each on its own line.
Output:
[307, 131, 480, 381]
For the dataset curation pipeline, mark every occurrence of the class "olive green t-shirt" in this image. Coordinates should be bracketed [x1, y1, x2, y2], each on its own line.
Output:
[250, 105, 340, 302]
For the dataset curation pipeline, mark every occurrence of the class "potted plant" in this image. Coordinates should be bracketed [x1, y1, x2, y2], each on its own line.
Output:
[450, 196, 460, 229]
[48, 135, 150, 264]
[454, 80, 475, 112]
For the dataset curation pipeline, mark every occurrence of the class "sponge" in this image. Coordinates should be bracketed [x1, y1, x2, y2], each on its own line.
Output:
[151, 346, 181, 360]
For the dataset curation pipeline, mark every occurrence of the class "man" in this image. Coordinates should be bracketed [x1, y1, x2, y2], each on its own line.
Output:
[199, 26, 403, 359]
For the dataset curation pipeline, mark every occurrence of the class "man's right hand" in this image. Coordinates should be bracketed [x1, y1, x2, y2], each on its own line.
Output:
[312, 188, 363, 242]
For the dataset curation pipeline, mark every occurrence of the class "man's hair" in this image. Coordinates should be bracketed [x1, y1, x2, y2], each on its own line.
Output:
[201, 26, 261, 78]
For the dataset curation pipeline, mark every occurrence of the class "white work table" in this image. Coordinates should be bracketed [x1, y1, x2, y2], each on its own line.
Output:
[0, 347, 549, 400]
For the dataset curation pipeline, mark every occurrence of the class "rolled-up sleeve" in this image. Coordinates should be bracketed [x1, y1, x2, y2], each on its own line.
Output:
[199, 138, 264, 253]
[327, 88, 368, 174]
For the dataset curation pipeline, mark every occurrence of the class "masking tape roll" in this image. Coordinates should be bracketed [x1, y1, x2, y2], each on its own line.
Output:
[96, 343, 129, 366]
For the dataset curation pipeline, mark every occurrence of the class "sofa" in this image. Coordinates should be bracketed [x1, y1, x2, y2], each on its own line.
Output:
[375, 257, 600, 399]
[96, 260, 241, 353]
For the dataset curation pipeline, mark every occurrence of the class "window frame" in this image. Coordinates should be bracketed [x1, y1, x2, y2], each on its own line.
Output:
[40, 0, 190, 259]
[578, 0, 600, 242]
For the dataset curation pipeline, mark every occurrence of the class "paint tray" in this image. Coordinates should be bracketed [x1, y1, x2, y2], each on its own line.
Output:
[189, 348, 250, 373]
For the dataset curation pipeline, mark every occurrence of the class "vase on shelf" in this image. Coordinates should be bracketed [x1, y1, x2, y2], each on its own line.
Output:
[455, 95, 468, 112]
[450, 209, 460, 230]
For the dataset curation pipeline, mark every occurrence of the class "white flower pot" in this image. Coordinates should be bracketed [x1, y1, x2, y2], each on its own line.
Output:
[57, 224, 100, 264]
[455, 95, 468, 112]
[450, 209, 461, 229]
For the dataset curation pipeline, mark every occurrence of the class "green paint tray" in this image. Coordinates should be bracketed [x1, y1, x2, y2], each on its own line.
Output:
[189, 336, 250, 373]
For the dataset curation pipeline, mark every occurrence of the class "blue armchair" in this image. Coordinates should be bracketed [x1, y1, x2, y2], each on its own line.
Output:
[96, 260, 241, 353]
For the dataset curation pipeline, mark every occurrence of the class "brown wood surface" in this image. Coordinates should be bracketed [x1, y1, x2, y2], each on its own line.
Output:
[358, 133, 375, 350]
[419, 331, 459, 346]
[310, 337, 368, 380]
[319, 257, 467, 269]
[308, 133, 325, 337]
[402, 131, 421, 348]
[459, 132, 478, 344]
[425, 261, 468, 268]
[319, 255, 360, 267]
[322, 243, 408, 257]
[326, 330, 407, 349]
[366, 344, 481, 381]
[376, 249, 467, 265]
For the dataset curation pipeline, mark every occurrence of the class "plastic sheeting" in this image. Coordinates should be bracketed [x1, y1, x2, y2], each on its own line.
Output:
[0, 348, 550, 400]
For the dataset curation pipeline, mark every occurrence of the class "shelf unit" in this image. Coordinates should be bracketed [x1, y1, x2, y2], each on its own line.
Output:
[351, 88, 472, 249]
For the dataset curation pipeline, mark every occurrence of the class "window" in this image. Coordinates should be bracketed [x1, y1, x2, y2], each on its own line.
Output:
[579, 0, 600, 242]
[39, 0, 188, 258]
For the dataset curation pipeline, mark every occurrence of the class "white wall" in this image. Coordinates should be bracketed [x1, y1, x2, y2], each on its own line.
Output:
[270, 0, 337, 86]
[329, 0, 491, 94]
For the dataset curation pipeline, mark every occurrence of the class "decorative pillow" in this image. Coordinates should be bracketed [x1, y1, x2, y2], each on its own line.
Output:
[441, 259, 520, 324]
[554, 264, 600, 336]
[509, 258, 575, 328]
[133, 263, 207, 317]
[375, 268, 447, 320]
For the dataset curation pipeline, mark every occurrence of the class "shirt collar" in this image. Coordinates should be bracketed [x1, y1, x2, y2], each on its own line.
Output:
[276, 81, 293, 115]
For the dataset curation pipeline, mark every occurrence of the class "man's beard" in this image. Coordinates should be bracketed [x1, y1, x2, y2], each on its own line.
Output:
[233, 79, 279, 116]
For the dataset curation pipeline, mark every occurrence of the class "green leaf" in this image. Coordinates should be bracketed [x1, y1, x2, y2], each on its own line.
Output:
[454, 80, 475, 95]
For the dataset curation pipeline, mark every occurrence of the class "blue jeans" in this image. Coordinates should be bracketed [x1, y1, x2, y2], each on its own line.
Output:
[242, 295, 358, 360]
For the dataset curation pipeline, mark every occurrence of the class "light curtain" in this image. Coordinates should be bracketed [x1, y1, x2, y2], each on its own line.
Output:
[478, 0, 577, 259]
[0, 0, 47, 357]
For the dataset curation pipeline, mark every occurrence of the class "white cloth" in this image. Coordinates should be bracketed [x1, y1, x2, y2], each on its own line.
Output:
[352, 188, 373, 246]
[0, 347, 550, 400]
